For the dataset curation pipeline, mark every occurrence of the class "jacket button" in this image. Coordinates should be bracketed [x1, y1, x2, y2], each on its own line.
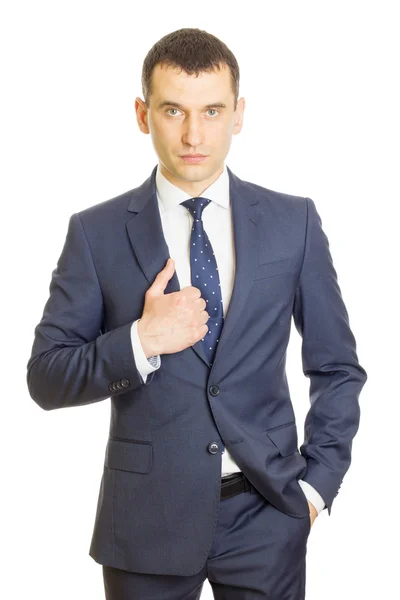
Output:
[116, 382, 123, 389]
[209, 385, 219, 396]
[121, 379, 130, 388]
[208, 442, 220, 454]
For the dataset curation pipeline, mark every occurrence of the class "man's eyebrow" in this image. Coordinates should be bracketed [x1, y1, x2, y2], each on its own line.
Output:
[157, 100, 227, 110]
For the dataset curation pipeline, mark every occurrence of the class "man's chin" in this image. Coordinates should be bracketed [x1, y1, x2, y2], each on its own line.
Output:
[174, 163, 210, 180]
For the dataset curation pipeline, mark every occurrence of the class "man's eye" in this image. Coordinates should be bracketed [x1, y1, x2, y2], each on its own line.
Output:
[166, 108, 219, 117]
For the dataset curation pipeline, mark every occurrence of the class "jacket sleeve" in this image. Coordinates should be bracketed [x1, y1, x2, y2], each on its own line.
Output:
[292, 197, 368, 515]
[26, 212, 152, 411]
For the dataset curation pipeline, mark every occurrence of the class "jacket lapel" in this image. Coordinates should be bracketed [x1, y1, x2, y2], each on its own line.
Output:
[126, 165, 260, 369]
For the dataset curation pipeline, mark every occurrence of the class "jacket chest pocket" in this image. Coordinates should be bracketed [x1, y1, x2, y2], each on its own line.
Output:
[253, 257, 295, 281]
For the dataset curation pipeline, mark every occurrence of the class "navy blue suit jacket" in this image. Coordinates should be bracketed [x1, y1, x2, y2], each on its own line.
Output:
[27, 165, 367, 575]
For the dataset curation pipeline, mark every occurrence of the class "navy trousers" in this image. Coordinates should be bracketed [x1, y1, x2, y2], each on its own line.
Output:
[102, 478, 311, 599]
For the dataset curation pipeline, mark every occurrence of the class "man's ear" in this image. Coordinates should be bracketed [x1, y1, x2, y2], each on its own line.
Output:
[135, 97, 150, 134]
[233, 97, 245, 135]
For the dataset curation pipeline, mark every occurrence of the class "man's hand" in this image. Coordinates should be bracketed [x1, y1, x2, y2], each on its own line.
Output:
[138, 258, 210, 358]
[308, 500, 318, 528]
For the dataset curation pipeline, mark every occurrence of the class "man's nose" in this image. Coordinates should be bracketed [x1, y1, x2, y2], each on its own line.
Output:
[182, 116, 204, 147]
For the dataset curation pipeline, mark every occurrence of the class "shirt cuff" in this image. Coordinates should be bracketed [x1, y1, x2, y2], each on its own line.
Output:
[298, 479, 326, 515]
[130, 319, 161, 383]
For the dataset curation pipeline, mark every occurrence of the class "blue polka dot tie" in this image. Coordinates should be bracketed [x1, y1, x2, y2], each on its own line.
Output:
[180, 197, 224, 367]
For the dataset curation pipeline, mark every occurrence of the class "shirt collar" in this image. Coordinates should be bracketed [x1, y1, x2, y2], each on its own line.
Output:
[155, 163, 230, 213]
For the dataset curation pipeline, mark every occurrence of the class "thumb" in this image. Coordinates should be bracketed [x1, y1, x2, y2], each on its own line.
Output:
[151, 258, 175, 294]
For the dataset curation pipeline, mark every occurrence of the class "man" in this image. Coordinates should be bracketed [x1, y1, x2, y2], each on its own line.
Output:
[27, 27, 367, 599]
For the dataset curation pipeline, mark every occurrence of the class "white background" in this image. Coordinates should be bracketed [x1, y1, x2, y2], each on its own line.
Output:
[1, 1, 398, 598]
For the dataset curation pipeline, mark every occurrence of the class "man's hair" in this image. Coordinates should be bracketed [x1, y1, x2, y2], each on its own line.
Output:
[141, 28, 240, 110]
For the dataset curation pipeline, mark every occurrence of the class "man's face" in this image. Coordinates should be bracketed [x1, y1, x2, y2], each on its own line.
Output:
[135, 63, 245, 196]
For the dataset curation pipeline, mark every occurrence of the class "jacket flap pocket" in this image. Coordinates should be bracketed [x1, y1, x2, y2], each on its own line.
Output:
[105, 438, 153, 473]
[265, 421, 298, 457]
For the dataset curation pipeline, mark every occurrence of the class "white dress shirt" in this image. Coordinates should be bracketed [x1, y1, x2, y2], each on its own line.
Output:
[129, 163, 326, 514]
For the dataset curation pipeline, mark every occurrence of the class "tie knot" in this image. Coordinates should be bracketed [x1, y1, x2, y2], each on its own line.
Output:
[180, 197, 211, 219]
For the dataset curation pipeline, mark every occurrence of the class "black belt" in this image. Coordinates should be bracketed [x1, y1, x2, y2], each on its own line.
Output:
[220, 472, 251, 500]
